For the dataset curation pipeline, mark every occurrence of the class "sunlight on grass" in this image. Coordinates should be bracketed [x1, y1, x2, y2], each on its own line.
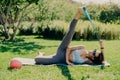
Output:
[0, 36, 120, 80]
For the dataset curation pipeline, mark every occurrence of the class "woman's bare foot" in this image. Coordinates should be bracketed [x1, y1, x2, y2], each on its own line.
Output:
[74, 7, 84, 20]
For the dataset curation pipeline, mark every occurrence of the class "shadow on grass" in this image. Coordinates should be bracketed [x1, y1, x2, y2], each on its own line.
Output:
[7, 67, 13, 71]
[100, 65, 105, 70]
[57, 65, 74, 80]
[0, 39, 45, 54]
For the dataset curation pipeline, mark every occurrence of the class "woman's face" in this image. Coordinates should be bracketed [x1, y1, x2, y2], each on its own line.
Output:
[88, 51, 100, 60]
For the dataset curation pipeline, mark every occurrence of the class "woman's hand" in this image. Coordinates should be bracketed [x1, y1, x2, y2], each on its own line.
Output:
[99, 40, 104, 48]
[66, 61, 74, 66]
[99, 40, 103, 44]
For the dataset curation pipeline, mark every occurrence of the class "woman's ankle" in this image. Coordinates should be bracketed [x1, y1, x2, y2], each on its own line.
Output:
[74, 7, 83, 20]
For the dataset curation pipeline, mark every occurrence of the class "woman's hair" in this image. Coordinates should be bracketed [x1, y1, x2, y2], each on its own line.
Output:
[92, 52, 104, 64]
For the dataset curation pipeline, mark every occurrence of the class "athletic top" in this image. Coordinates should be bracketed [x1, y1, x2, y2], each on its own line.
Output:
[72, 50, 88, 64]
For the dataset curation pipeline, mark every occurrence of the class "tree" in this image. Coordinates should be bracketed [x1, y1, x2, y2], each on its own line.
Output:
[0, 0, 39, 40]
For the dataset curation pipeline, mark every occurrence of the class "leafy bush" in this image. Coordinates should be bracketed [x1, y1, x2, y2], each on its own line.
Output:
[81, 26, 120, 40]
[73, 30, 81, 40]
[29, 0, 79, 22]
[17, 0, 120, 40]
[99, 5, 120, 24]
[19, 23, 35, 35]
[22, 0, 120, 24]
[38, 26, 65, 39]
[37, 21, 66, 39]
[36, 20, 120, 40]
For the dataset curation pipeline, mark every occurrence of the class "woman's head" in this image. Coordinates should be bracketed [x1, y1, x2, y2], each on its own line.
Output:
[92, 52, 104, 64]
[88, 50, 104, 64]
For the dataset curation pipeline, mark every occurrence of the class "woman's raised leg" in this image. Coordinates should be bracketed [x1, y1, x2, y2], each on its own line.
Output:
[57, 8, 83, 52]
[35, 8, 83, 64]
[54, 8, 84, 63]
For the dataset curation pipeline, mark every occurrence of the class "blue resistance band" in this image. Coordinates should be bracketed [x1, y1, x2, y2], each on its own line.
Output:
[83, 7, 100, 39]
[83, 7, 95, 28]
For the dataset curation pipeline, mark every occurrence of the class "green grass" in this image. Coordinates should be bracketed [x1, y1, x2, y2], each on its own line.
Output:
[0, 36, 120, 80]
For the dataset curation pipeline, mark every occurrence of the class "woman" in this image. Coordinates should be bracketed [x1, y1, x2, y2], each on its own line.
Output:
[65, 40, 104, 65]
[35, 7, 105, 65]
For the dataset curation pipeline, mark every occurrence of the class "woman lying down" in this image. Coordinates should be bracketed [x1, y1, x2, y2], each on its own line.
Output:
[35, 7, 109, 66]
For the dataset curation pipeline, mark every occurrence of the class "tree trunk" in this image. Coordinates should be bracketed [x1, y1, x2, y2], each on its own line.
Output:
[4, 30, 10, 39]
[0, 2, 11, 40]
[10, 11, 24, 40]
[10, 4, 31, 40]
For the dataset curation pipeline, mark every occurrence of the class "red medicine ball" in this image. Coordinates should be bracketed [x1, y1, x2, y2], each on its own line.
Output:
[10, 59, 22, 69]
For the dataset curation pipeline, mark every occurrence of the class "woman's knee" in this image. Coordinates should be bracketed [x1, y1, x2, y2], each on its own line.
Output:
[35, 57, 55, 64]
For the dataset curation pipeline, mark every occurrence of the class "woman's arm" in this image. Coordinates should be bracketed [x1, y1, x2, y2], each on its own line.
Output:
[68, 45, 85, 51]
[66, 48, 74, 65]
[99, 40, 105, 62]
[84, 60, 93, 64]
[99, 40, 104, 53]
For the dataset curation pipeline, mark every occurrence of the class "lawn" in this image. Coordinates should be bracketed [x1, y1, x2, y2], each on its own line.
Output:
[0, 36, 120, 80]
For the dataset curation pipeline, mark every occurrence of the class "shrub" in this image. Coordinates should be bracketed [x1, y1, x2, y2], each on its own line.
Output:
[99, 5, 120, 24]
[37, 20, 67, 39]
[38, 25, 65, 39]
[81, 26, 101, 40]
[102, 28, 120, 39]
[19, 23, 35, 35]
[73, 30, 81, 40]
[22, 0, 120, 24]
[37, 20, 120, 40]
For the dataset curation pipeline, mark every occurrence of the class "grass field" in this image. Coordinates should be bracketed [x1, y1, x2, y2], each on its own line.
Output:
[0, 36, 120, 80]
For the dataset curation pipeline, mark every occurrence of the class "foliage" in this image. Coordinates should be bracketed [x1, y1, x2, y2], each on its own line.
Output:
[18, 20, 120, 40]
[99, 5, 120, 24]
[34, 0, 78, 22]
[1, 0, 120, 40]
[0, 0, 39, 40]
[19, 23, 34, 35]
[37, 21, 66, 40]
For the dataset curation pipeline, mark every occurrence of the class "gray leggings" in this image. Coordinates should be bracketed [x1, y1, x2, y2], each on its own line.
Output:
[35, 19, 78, 64]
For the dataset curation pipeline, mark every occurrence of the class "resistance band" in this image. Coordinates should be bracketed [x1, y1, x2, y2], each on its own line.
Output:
[83, 7, 101, 39]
